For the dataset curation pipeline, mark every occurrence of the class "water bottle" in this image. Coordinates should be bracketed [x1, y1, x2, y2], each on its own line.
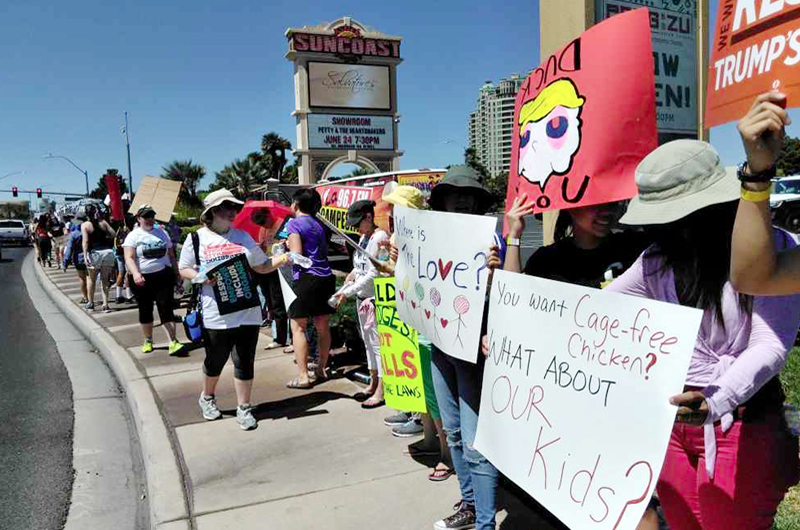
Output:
[271, 242, 287, 256]
[192, 266, 208, 284]
[289, 252, 313, 269]
[376, 242, 390, 262]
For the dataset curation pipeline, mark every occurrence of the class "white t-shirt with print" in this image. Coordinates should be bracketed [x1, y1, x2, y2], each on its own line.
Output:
[178, 227, 268, 330]
[341, 229, 388, 299]
[123, 226, 172, 274]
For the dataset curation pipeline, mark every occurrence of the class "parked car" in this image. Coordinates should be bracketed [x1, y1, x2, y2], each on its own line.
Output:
[770, 176, 800, 232]
[0, 219, 31, 246]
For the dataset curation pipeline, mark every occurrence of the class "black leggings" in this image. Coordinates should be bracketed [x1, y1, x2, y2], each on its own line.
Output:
[129, 268, 176, 325]
[203, 325, 259, 380]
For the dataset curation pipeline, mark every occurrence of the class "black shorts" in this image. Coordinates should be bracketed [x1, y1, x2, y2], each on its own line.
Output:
[289, 273, 336, 319]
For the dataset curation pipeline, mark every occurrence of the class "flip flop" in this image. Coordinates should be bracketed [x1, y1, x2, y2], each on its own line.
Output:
[353, 391, 374, 402]
[283, 346, 295, 354]
[285, 377, 313, 390]
[361, 398, 385, 409]
[428, 465, 455, 482]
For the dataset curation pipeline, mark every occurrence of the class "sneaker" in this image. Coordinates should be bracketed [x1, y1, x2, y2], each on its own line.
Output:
[236, 404, 257, 430]
[199, 393, 222, 421]
[384, 411, 411, 427]
[116, 296, 125, 304]
[392, 417, 424, 438]
[141, 339, 154, 354]
[168, 340, 186, 356]
[433, 502, 476, 530]
[85, 301, 95, 310]
[101, 305, 112, 313]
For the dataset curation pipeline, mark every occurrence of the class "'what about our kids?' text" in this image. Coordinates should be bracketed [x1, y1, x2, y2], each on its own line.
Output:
[392, 205, 497, 363]
[474, 271, 702, 530]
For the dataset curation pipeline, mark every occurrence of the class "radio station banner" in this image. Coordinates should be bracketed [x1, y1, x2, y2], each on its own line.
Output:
[393, 206, 497, 363]
[308, 62, 391, 110]
[505, 8, 656, 218]
[317, 184, 380, 235]
[598, 0, 697, 134]
[374, 277, 426, 413]
[474, 271, 701, 530]
[706, 0, 800, 127]
[308, 114, 394, 150]
[208, 254, 261, 316]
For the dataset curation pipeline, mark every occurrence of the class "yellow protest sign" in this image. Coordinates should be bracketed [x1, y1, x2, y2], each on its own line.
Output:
[374, 277, 426, 413]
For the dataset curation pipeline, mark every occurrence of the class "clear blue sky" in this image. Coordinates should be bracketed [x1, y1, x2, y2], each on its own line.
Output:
[0, 0, 776, 202]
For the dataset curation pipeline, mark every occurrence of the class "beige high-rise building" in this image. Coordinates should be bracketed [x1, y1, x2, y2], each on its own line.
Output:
[468, 73, 525, 177]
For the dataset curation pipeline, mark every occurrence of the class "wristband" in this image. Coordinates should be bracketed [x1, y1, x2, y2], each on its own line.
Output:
[506, 236, 521, 247]
[740, 185, 772, 203]
[737, 161, 776, 183]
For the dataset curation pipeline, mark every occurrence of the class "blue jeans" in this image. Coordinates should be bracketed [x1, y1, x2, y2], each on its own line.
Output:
[431, 345, 498, 530]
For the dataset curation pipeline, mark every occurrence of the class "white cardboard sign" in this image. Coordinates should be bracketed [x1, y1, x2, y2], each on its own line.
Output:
[277, 268, 297, 314]
[393, 206, 497, 363]
[474, 270, 702, 530]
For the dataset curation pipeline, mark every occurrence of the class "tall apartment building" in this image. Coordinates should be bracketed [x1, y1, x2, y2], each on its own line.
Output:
[468, 73, 525, 177]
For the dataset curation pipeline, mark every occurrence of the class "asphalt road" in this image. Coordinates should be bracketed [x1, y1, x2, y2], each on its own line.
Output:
[0, 246, 73, 530]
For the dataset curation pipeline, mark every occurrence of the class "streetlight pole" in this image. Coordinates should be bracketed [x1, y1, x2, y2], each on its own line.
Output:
[0, 170, 25, 182]
[43, 154, 89, 196]
[123, 112, 133, 194]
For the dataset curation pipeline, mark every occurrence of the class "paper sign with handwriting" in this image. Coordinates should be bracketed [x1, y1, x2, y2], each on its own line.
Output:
[393, 206, 497, 363]
[374, 277, 427, 413]
[474, 270, 701, 530]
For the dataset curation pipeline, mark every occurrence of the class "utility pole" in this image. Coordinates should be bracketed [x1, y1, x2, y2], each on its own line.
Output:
[124, 111, 133, 194]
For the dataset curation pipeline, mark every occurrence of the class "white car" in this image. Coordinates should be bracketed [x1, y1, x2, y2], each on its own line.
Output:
[0, 219, 31, 246]
[770, 176, 800, 233]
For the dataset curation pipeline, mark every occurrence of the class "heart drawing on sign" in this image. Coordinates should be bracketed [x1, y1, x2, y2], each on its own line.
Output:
[399, 291, 405, 301]
[425, 309, 431, 319]
[411, 301, 417, 309]
[440, 318, 449, 329]
[438, 259, 454, 281]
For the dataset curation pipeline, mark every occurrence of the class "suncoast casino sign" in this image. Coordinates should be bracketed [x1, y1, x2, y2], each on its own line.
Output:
[290, 24, 401, 59]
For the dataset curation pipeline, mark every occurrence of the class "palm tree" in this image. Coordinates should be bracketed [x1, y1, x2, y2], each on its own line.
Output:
[211, 153, 268, 198]
[161, 160, 205, 206]
[260, 133, 292, 181]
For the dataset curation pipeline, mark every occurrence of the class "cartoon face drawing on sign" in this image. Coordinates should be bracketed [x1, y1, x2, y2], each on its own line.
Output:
[517, 78, 586, 190]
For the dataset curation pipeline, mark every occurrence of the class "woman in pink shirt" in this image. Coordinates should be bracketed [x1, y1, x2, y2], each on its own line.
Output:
[607, 139, 800, 530]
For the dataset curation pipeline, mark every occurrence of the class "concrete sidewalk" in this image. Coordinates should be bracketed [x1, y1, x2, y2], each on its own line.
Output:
[37, 262, 556, 530]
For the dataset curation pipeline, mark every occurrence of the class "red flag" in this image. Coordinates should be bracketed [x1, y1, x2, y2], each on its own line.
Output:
[506, 8, 657, 220]
[105, 174, 124, 221]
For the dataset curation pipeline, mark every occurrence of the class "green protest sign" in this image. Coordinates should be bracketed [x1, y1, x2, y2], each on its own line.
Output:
[374, 277, 426, 413]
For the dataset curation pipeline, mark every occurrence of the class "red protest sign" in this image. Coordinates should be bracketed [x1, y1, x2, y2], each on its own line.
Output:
[506, 8, 657, 216]
[706, 0, 800, 128]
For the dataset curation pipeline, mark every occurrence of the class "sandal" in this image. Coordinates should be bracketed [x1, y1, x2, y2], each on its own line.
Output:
[361, 397, 385, 409]
[428, 464, 455, 482]
[265, 342, 284, 350]
[283, 345, 295, 354]
[285, 377, 313, 390]
[353, 391, 375, 402]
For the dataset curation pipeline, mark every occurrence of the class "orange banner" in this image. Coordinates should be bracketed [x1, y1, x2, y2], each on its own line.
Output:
[706, 0, 800, 127]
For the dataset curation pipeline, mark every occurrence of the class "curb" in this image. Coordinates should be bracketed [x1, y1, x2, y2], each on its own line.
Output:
[33, 261, 191, 528]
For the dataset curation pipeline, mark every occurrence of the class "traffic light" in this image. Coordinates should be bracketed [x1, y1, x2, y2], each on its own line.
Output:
[11, 187, 17, 198]
[36, 188, 42, 199]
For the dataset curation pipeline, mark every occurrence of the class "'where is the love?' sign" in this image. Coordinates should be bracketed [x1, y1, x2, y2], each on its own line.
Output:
[393, 206, 497, 363]
[474, 271, 702, 530]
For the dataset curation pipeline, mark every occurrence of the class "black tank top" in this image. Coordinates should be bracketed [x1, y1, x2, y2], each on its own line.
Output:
[88, 221, 114, 250]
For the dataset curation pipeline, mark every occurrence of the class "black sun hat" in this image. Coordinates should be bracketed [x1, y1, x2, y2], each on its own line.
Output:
[429, 165, 494, 214]
[346, 200, 376, 227]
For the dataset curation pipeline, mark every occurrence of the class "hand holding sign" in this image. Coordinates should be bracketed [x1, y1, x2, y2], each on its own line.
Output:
[738, 92, 791, 173]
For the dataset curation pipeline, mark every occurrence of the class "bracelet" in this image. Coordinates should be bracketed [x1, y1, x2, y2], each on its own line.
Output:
[506, 236, 521, 247]
[740, 185, 772, 203]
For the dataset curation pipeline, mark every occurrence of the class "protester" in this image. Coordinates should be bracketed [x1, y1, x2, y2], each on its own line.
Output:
[333, 200, 389, 408]
[427, 166, 503, 530]
[284, 188, 335, 390]
[63, 212, 89, 304]
[35, 215, 53, 267]
[123, 204, 185, 356]
[81, 204, 117, 312]
[114, 213, 135, 304]
[606, 139, 800, 530]
[50, 215, 65, 269]
[178, 189, 289, 431]
[499, 196, 658, 528]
